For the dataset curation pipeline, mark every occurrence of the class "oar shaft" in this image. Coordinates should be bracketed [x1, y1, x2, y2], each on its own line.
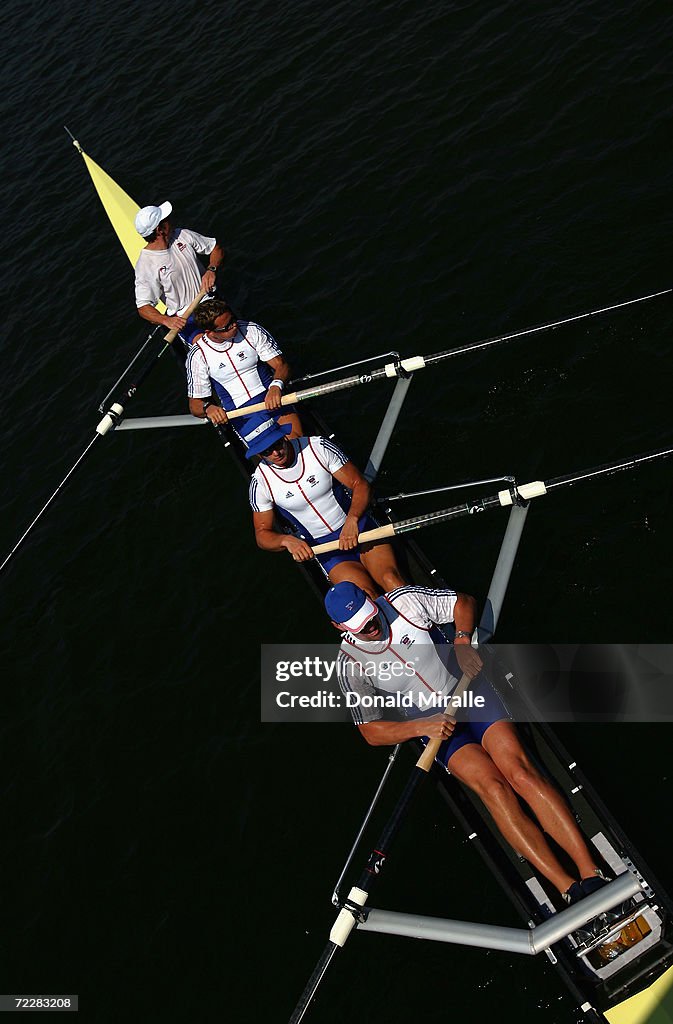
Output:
[311, 523, 395, 555]
[289, 714, 462, 1023]
[288, 942, 340, 1024]
[97, 325, 162, 412]
[233, 289, 671, 423]
[96, 289, 208, 434]
[332, 744, 401, 906]
[356, 768, 427, 891]
[415, 672, 471, 771]
[0, 436, 100, 575]
[225, 368, 390, 420]
[1, 290, 209, 577]
[544, 446, 673, 493]
[290, 665, 477, 1022]
[164, 294, 207, 342]
[309, 444, 673, 556]
[423, 288, 672, 367]
[289, 767, 427, 1023]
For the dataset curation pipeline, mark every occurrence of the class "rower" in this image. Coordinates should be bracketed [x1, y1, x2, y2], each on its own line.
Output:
[133, 201, 225, 333]
[326, 580, 612, 906]
[245, 415, 405, 600]
[184, 300, 302, 437]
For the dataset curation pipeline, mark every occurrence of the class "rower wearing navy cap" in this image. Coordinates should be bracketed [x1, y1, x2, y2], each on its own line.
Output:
[326, 580, 612, 906]
[246, 415, 405, 599]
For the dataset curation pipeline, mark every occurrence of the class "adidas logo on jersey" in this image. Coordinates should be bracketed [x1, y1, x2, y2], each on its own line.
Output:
[285, 491, 294, 499]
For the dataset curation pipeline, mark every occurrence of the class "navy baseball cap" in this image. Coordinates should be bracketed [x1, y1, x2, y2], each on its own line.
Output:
[241, 413, 292, 459]
[324, 582, 378, 631]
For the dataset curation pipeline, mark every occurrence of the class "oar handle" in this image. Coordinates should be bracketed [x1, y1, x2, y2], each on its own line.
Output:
[415, 672, 471, 772]
[96, 288, 210, 438]
[163, 289, 208, 343]
[311, 523, 395, 555]
[227, 392, 300, 420]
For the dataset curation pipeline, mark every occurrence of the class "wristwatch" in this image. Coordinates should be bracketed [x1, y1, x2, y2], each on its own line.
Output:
[454, 630, 472, 641]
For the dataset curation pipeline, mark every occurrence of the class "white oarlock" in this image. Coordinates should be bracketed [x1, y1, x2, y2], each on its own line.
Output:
[498, 480, 548, 506]
[384, 356, 426, 378]
[329, 886, 369, 947]
[96, 403, 125, 436]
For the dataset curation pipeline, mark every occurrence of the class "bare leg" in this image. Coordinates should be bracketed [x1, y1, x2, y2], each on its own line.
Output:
[447, 741, 577, 894]
[359, 540, 406, 592]
[328, 559, 381, 601]
[481, 721, 599, 881]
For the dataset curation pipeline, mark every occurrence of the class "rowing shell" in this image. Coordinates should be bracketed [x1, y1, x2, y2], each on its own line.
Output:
[73, 138, 673, 1024]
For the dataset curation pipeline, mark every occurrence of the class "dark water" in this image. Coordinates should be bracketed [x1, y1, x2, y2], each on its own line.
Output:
[1, 2, 671, 1021]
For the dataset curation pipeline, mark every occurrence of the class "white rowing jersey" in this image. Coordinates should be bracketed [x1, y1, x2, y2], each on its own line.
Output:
[249, 436, 350, 542]
[336, 586, 459, 724]
[185, 322, 282, 410]
[134, 227, 216, 315]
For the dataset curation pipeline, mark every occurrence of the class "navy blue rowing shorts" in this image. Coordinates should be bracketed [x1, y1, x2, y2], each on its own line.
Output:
[432, 673, 511, 767]
[314, 513, 380, 573]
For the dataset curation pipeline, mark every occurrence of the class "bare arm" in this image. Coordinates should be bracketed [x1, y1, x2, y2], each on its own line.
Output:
[331, 461, 372, 550]
[452, 592, 482, 678]
[201, 242, 226, 292]
[187, 340, 228, 424]
[359, 714, 456, 746]
[453, 591, 477, 633]
[137, 303, 186, 330]
[252, 509, 314, 561]
[264, 355, 292, 411]
[188, 396, 229, 425]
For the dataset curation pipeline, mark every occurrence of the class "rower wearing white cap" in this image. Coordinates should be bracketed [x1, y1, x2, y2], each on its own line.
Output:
[327, 580, 483, 714]
[133, 201, 225, 332]
[326, 581, 613, 906]
[245, 414, 406, 599]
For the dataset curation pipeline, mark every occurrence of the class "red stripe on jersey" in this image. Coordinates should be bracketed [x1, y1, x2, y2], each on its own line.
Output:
[224, 346, 252, 398]
[296, 481, 338, 533]
[344, 607, 437, 692]
[265, 445, 306, 483]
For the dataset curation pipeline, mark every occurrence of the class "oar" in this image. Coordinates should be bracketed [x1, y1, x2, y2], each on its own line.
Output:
[290, 674, 472, 1023]
[224, 288, 671, 421]
[331, 743, 402, 906]
[309, 444, 673, 557]
[331, 669, 474, 906]
[0, 290, 206, 578]
[96, 322, 163, 413]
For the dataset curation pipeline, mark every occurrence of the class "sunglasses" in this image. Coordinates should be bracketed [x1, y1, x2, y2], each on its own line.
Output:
[260, 438, 286, 458]
[212, 314, 238, 333]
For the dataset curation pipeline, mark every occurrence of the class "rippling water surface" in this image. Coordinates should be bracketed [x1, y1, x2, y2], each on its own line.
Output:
[1, 1, 671, 1021]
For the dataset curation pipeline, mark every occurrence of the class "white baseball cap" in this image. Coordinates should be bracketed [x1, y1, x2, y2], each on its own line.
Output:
[324, 582, 379, 632]
[134, 202, 172, 237]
